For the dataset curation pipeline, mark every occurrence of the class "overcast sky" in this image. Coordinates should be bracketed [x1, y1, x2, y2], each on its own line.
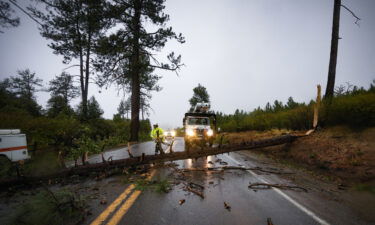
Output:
[1, 0, 374, 129]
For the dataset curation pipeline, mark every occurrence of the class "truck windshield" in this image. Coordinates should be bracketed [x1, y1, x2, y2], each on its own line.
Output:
[187, 118, 209, 125]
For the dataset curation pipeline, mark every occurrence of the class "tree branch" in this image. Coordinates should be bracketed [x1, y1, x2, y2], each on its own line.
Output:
[341, 4, 361, 26]
[8, 0, 43, 26]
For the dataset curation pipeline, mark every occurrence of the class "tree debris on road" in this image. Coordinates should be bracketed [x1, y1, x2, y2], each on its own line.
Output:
[1, 134, 301, 189]
[224, 202, 231, 211]
[248, 182, 308, 192]
[180, 166, 292, 175]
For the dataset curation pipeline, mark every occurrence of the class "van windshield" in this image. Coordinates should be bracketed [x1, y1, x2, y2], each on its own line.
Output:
[187, 117, 209, 125]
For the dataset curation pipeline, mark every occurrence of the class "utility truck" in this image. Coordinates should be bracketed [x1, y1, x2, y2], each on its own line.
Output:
[0, 129, 30, 176]
[183, 103, 217, 150]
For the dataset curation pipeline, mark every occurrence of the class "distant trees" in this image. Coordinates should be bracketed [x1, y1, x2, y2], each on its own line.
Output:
[48, 72, 79, 105]
[117, 98, 131, 119]
[46, 72, 78, 117]
[47, 95, 74, 117]
[189, 84, 210, 109]
[77, 96, 103, 120]
[8, 69, 43, 101]
[0, 69, 43, 116]
[30, 0, 111, 120]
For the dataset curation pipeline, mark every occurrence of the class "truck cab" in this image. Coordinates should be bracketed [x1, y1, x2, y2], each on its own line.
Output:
[183, 103, 217, 150]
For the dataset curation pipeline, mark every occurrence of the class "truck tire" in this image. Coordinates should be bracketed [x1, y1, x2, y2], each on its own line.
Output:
[0, 156, 12, 178]
[184, 139, 190, 152]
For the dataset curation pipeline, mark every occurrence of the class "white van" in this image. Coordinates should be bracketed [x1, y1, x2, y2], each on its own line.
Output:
[0, 129, 30, 162]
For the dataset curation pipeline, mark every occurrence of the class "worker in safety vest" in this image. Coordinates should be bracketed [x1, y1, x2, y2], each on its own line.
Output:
[150, 124, 165, 154]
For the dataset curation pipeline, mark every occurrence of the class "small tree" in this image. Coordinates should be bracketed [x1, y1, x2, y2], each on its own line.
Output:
[76, 96, 103, 120]
[86, 96, 103, 120]
[47, 95, 74, 117]
[189, 83, 210, 109]
[9, 69, 43, 101]
[48, 72, 79, 104]
[117, 97, 132, 119]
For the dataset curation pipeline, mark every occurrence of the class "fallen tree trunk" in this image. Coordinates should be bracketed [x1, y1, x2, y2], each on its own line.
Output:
[0, 134, 299, 189]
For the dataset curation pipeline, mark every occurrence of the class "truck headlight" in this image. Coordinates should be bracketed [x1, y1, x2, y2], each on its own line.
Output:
[207, 129, 213, 136]
[171, 131, 176, 137]
[187, 129, 195, 137]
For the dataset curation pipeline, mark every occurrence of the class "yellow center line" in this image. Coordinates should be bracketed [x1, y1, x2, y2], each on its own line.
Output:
[90, 184, 136, 225]
[90, 170, 156, 225]
[106, 170, 156, 225]
[106, 190, 142, 225]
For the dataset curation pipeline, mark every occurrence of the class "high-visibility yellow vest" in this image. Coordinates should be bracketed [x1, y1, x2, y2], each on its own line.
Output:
[150, 127, 164, 139]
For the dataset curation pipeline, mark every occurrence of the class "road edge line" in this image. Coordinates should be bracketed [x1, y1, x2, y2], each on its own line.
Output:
[226, 155, 331, 225]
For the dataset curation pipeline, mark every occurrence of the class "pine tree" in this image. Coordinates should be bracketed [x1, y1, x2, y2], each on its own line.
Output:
[30, 0, 111, 119]
[189, 83, 210, 109]
[95, 0, 184, 141]
[9, 69, 43, 101]
[48, 72, 79, 104]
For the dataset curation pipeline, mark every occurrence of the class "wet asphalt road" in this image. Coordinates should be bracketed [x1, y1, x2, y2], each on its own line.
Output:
[84, 138, 371, 225]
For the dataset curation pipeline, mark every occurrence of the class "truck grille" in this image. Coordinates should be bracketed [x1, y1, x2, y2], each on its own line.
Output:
[195, 129, 205, 137]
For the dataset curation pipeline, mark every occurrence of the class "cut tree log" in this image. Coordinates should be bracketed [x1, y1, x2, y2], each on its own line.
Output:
[0, 134, 300, 189]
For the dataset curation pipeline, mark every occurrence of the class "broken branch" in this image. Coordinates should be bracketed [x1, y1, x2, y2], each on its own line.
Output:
[341, 4, 361, 26]
[248, 182, 308, 192]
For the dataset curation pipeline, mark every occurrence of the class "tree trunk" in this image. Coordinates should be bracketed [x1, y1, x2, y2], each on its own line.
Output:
[0, 134, 301, 188]
[325, 0, 341, 98]
[83, 33, 91, 120]
[77, 17, 88, 120]
[130, 0, 142, 142]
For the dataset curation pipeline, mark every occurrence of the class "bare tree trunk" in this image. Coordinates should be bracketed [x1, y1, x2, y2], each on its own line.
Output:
[130, 0, 142, 142]
[325, 0, 341, 99]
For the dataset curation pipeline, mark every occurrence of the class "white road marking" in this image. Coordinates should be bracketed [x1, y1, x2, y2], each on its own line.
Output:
[225, 155, 331, 225]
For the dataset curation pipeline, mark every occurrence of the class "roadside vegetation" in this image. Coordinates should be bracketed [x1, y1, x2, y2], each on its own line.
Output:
[216, 81, 375, 132]
[0, 70, 151, 178]
[216, 81, 375, 191]
[8, 189, 87, 225]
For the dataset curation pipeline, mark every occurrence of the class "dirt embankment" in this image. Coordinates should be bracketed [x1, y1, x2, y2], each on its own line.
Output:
[224, 127, 375, 185]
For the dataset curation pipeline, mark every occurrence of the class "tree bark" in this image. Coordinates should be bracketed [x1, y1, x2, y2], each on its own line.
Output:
[82, 31, 91, 121]
[0, 134, 300, 189]
[130, 0, 142, 142]
[325, 0, 341, 98]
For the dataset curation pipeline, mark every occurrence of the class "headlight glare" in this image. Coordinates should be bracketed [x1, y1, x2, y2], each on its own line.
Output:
[187, 129, 195, 137]
[207, 129, 213, 136]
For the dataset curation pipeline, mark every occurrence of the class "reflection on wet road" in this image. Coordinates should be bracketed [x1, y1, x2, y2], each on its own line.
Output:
[85, 137, 367, 225]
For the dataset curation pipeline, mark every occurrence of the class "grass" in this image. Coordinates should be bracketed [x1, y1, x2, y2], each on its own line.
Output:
[353, 184, 375, 194]
[134, 177, 171, 193]
[22, 150, 61, 177]
[8, 189, 87, 225]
